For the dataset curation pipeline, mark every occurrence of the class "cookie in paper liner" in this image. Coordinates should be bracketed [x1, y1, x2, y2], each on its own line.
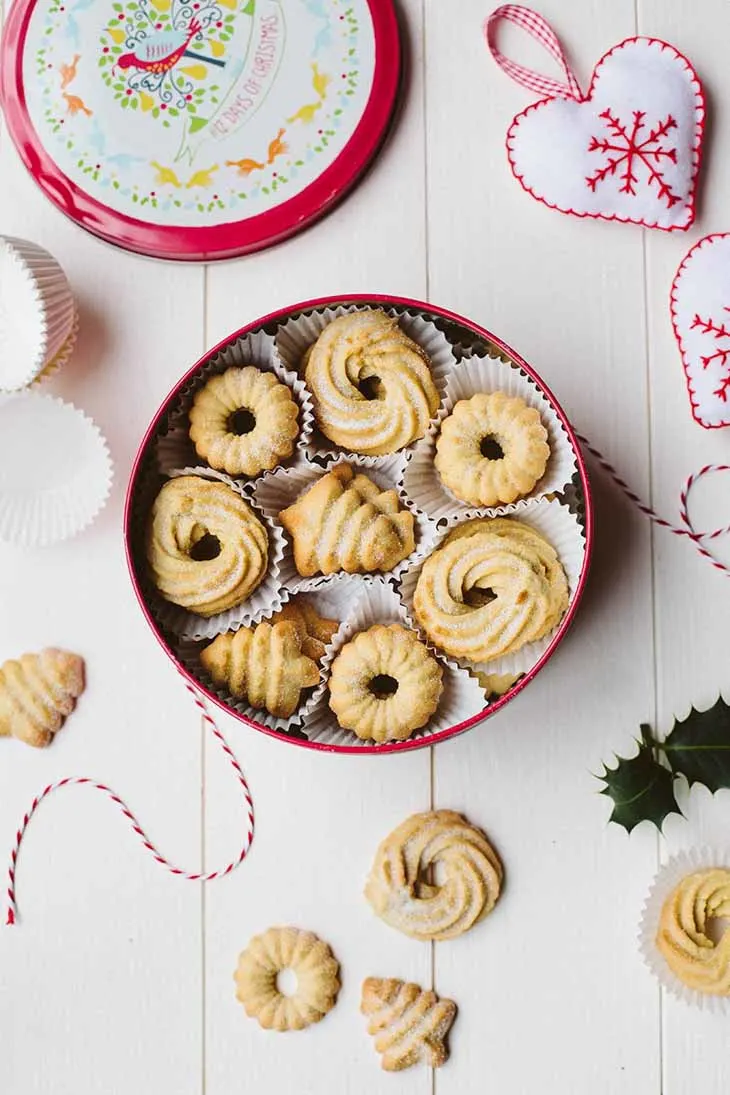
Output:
[402, 350, 577, 522]
[639, 847, 730, 1013]
[140, 466, 286, 642]
[275, 303, 456, 465]
[305, 579, 485, 749]
[155, 329, 314, 477]
[253, 455, 436, 592]
[399, 500, 585, 679]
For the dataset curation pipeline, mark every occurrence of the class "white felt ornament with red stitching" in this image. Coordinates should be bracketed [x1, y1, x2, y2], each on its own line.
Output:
[486, 5, 705, 232]
[672, 235, 730, 429]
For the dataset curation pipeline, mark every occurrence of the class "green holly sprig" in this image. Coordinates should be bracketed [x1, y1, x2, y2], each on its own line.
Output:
[598, 696, 730, 833]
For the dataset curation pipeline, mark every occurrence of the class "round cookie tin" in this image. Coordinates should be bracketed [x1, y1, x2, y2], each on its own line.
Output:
[0, 0, 400, 261]
[124, 295, 594, 754]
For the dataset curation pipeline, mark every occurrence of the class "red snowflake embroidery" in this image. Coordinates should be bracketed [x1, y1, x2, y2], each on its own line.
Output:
[586, 109, 681, 209]
[691, 309, 730, 402]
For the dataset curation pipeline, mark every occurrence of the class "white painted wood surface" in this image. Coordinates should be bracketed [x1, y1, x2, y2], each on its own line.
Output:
[1, 1, 729, 1091]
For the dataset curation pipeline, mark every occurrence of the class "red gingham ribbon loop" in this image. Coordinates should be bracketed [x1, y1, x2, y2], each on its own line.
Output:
[485, 5, 583, 102]
[577, 435, 730, 578]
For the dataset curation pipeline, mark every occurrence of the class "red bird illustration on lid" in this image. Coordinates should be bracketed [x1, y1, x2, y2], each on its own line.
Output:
[114, 17, 225, 76]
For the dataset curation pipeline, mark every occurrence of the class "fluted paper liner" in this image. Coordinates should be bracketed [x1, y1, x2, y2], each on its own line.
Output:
[274, 303, 457, 465]
[176, 578, 357, 733]
[402, 352, 578, 522]
[0, 392, 112, 547]
[399, 499, 587, 679]
[155, 329, 314, 476]
[639, 848, 730, 1014]
[146, 466, 287, 642]
[33, 308, 80, 388]
[0, 236, 77, 392]
[252, 454, 436, 592]
[304, 579, 486, 749]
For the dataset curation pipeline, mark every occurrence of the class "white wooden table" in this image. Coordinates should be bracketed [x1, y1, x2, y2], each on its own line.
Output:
[2, 1, 730, 1091]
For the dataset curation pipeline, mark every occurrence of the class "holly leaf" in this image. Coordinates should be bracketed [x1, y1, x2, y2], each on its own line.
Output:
[598, 726, 682, 833]
[663, 696, 730, 792]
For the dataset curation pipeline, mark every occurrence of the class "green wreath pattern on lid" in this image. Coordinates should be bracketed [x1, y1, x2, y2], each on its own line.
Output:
[30, 0, 366, 222]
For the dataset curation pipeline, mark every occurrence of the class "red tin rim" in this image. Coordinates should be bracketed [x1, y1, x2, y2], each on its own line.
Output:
[124, 294, 594, 754]
[0, 0, 401, 262]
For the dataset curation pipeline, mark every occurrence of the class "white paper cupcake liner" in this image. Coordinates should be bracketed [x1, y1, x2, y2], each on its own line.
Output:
[401, 352, 578, 522]
[32, 307, 80, 388]
[252, 455, 437, 593]
[175, 578, 357, 734]
[304, 579, 486, 749]
[273, 303, 457, 465]
[155, 329, 314, 477]
[145, 466, 287, 642]
[0, 236, 77, 392]
[399, 499, 587, 678]
[0, 392, 112, 547]
[639, 848, 730, 1014]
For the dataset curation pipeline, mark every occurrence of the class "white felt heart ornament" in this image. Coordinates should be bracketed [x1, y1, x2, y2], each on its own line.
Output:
[487, 7, 705, 232]
[671, 234, 730, 429]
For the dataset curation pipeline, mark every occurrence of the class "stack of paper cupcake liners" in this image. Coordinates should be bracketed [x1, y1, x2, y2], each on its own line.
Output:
[0, 237, 112, 547]
[0, 236, 78, 393]
[132, 301, 588, 748]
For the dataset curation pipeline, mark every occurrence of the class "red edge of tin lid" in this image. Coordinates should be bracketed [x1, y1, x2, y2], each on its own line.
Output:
[0, 0, 401, 261]
[123, 294, 595, 755]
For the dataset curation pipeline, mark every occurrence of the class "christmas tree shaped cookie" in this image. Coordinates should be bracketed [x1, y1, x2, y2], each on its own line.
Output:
[0, 648, 85, 748]
[361, 978, 457, 1071]
[278, 464, 415, 577]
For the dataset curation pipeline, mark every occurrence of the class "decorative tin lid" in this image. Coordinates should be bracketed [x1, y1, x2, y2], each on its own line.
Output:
[0, 0, 400, 261]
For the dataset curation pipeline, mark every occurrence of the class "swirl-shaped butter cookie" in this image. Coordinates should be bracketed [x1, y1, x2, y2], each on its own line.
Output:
[413, 517, 568, 663]
[656, 868, 730, 996]
[146, 476, 269, 616]
[303, 310, 440, 455]
[365, 809, 503, 940]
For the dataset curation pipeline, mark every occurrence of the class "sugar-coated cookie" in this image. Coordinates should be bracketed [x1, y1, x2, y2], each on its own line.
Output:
[0, 648, 85, 748]
[235, 927, 340, 1031]
[361, 978, 456, 1070]
[189, 366, 300, 477]
[269, 596, 338, 663]
[365, 809, 503, 940]
[146, 475, 268, 617]
[304, 310, 440, 455]
[413, 517, 568, 663]
[328, 624, 442, 743]
[279, 464, 414, 577]
[200, 620, 319, 718]
[435, 391, 549, 506]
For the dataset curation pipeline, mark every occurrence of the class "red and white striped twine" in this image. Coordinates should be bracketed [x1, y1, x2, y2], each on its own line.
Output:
[5, 673, 254, 927]
[485, 4, 584, 102]
[577, 434, 730, 577]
